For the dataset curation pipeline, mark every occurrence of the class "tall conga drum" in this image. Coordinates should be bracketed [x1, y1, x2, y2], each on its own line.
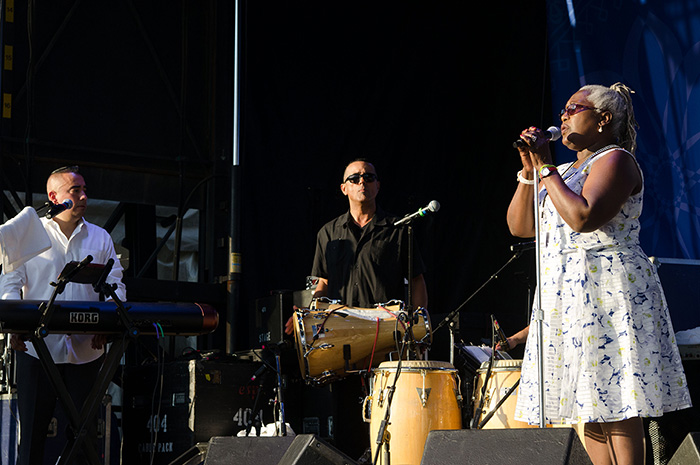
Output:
[472, 359, 534, 429]
[364, 360, 462, 465]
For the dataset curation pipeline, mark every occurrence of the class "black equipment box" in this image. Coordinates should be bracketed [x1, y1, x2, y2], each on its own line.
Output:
[653, 257, 700, 331]
[251, 290, 313, 348]
[122, 358, 275, 465]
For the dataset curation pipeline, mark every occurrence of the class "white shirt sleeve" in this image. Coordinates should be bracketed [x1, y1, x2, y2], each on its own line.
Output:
[0, 262, 27, 300]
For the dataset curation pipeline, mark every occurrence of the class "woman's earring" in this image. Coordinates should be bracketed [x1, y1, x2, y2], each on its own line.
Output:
[598, 125, 603, 133]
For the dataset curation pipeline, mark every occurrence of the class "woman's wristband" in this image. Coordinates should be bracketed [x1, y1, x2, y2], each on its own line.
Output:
[539, 164, 558, 178]
[517, 170, 535, 185]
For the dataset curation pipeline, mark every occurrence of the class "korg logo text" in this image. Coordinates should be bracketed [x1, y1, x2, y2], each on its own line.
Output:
[69, 312, 99, 324]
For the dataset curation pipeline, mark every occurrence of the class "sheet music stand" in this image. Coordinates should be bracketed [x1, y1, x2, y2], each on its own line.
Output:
[30, 255, 136, 465]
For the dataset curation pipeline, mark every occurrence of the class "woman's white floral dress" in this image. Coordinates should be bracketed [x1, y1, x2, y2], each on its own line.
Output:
[515, 148, 692, 425]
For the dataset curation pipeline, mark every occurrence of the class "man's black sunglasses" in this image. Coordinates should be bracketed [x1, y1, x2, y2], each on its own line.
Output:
[344, 173, 378, 184]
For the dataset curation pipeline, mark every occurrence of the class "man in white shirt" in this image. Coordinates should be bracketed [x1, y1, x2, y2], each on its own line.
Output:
[0, 166, 126, 465]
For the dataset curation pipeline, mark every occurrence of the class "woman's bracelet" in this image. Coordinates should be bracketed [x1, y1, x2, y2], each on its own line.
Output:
[517, 170, 535, 185]
[539, 164, 558, 177]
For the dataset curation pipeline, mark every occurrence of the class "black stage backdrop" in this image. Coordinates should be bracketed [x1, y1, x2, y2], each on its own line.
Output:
[236, 2, 549, 355]
[0, 1, 549, 355]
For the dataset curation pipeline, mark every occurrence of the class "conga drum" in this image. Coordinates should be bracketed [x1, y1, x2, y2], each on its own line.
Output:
[364, 360, 462, 465]
[472, 360, 587, 447]
[472, 359, 535, 429]
[292, 303, 431, 385]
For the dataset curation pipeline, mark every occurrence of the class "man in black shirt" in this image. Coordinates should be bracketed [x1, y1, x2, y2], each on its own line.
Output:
[285, 159, 428, 331]
[310, 159, 428, 308]
[284, 160, 429, 460]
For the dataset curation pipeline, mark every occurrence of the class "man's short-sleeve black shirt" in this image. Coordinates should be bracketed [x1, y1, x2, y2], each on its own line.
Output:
[311, 208, 425, 308]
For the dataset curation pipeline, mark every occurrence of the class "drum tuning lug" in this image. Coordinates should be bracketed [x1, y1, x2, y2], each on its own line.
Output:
[303, 347, 316, 358]
[416, 388, 432, 408]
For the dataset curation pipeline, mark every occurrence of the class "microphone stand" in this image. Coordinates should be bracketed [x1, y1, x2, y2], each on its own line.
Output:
[532, 168, 546, 428]
[372, 332, 410, 465]
[392, 219, 418, 359]
[470, 323, 497, 429]
[406, 224, 415, 358]
[34, 202, 53, 217]
[270, 344, 287, 436]
[245, 369, 267, 437]
[433, 249, 524, 363]
[472, 316, 518, 429]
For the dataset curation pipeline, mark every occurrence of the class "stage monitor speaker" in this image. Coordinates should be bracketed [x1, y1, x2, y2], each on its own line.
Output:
[278, 434, 357, 465]
[202, 436, 296, 465]
[420, 428, 591, 465]
[669, 432, 700, 465]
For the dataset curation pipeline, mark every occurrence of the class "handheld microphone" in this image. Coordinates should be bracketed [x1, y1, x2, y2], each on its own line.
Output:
[44, 199, 74, 219]
[512, 126, 561, 149]
[394, 200, 440, 226]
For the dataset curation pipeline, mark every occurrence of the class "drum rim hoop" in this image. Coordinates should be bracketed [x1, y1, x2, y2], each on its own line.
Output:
[375, 360, 456, 371]
[477, 359, 523, 370]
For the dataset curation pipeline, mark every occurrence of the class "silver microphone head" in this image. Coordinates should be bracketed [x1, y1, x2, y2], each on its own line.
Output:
[547, 126, 562, 141]
[428, 200, 440, 212]
[63, 199, 74, 209]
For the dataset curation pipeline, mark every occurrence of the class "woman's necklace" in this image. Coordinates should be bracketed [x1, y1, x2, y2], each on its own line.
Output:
[540, 144, 622, 206]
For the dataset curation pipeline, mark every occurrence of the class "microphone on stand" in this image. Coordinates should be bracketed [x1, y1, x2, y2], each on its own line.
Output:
[250, 364, 268, 382]
[263, 339, 294, 352]
[492, 315, 510, 352]
[510, 241, 535, 253]
[512, 126, 561, 148]
[36, 199, 74, 219]
[394, 200, 440, 226]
